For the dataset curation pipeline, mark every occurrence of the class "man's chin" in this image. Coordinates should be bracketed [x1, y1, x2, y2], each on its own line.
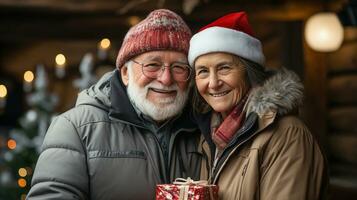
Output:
[149, 98, 176, 105]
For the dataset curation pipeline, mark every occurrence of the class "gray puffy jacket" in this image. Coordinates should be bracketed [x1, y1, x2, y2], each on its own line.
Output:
[27, 70, 205, 200]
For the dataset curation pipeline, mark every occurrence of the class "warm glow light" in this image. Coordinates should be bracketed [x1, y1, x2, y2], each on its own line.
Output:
[21, 194, 27, 200]
[55, 54, 66, 66]
[18, 168, 27, 177]
[18, 178, 27, 188]
[0, 85, 7, 98]
[305, 12, 344, 52]
[128, 16, 141, 26]
[7, 139, 16, 150]
[100, 38, 111, 49]
[24, 71, 34, 83]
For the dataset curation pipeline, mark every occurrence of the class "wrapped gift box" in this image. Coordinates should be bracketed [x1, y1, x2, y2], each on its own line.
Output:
[156, 178, 218, 200]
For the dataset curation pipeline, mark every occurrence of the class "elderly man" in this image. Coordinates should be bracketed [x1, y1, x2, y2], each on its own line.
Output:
[27, 9, 205, 200]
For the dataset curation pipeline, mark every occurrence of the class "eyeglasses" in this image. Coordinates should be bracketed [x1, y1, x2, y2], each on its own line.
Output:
[132, 60, 192, 82]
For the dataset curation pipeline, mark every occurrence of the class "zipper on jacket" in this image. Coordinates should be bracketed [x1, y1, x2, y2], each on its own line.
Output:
[168, 127, 197, 181]
[144, 128, 170, 183]
[212, 131, 257, 183]
[210, 121, 253, 181]
[111, 117, 169, 183]
[211, 114, 258, 183]
[212, 118, 274, 184]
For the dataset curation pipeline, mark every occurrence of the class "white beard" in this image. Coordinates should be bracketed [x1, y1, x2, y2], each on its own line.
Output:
[126, 67, 190, 122]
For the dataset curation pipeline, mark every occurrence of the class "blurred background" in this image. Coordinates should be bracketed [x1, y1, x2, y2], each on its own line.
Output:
[0, 0, 356, 199]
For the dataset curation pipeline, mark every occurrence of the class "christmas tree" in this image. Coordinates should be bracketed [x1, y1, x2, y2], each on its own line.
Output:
[0, 42, 111, 199]
[0, 65, 58, 200]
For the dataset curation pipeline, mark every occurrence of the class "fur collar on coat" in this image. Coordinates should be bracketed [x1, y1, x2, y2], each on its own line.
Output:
[245, 68, 304, 116]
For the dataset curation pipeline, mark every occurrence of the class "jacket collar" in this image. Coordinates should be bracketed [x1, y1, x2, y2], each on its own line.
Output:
[109, 70, 143, 126]
[246, 68, 303, 118]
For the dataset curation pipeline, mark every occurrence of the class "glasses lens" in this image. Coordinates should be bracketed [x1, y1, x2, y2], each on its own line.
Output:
[140, 61, 191, 81]
[171, 64, 190, 81]
[142, 62, 161, 78]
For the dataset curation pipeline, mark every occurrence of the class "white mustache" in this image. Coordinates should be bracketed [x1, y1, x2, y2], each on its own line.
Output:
[144, 82, 178, 91]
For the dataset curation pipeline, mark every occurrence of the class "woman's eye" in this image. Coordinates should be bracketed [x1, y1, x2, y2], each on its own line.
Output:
[196, 69, 208, 75]
[218, 65, 232, 73]
[220, 65, 231, 70]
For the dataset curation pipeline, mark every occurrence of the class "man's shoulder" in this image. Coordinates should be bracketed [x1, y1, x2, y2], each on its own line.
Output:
[59, 104, 111, 128]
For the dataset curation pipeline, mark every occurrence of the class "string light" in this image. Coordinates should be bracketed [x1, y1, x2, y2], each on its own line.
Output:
[18, 178, 27, 188]
[23, 71, 34, 83]
[99, 38, 111, 49]
[0, 85, 7, 98]
[55, 54, 66, 66]
[23, 71, 34, 92]
[128, 16, 141, 26]
[55, 53, 66, 78]
[18, 168, 27, 177]
[305, 12, 344, 52]
[98, 38, 111, 60]
[7, 139, 16, 150]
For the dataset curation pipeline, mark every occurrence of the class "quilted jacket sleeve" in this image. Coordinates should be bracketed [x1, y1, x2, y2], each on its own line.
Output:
[27, 115, 89, 200]
[260, 117, 328, 200]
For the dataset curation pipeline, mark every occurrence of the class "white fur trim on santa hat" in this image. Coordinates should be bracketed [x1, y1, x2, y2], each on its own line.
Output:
[188, 26, 265, 66]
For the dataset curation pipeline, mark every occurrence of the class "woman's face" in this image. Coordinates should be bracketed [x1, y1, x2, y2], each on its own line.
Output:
[194, 53, 250, 117]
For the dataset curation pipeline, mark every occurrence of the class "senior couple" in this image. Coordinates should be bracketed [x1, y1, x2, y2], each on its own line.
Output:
[27, 9, 327, 200]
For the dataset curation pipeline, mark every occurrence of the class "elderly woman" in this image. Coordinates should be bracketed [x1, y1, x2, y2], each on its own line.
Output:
[189, 12, 328, 200]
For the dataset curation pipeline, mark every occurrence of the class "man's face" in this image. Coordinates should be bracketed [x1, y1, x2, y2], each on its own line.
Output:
[121, 51, 191, 122]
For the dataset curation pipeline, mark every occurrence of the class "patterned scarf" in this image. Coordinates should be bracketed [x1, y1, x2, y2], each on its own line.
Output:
[211, 92, 250, 150]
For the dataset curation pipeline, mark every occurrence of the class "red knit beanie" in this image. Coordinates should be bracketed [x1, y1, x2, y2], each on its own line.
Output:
[116, 9, 192, 68]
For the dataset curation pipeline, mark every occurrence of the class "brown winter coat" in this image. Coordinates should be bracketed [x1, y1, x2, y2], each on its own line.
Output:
[198, 69, 328, 200]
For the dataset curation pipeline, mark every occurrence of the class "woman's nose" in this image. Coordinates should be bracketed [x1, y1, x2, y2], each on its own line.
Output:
[208, 73, 221, 89]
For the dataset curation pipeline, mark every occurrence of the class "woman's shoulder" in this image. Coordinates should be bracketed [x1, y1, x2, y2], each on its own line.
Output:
[268, 115, 317, 149]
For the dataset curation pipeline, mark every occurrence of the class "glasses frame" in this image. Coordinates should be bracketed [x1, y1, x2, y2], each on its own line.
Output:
[132, 59, 192, 82]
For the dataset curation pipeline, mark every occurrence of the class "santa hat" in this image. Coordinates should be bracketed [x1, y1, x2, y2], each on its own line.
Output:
[188, 12, 265, 66]
[116, 9, 192, 68]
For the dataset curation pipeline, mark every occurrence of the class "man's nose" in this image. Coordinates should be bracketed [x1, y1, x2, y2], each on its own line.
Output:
[156, 66, 173, 86]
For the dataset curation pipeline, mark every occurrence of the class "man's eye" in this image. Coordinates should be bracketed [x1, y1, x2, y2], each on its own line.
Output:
[144, 63, 161, 70]
[172, 65, 188, 73]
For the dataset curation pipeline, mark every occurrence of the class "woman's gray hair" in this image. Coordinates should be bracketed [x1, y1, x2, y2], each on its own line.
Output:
[238, 57, 269, 87]
[192, 55, 270, 114]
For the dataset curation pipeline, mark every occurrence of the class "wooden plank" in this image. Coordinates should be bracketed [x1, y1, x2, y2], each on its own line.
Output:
[328, 107, 357, 132]
[0, 0, 148, 13]
[328, 75, 357, 104]
[0, 1, 347, 42]
[327, 43, 357, 73]
[330, 163, 357, 197]
[188, 1, 345, 21]
[301, 37, 328, 148]
[327, 28, 357, 73]
[329, 134, 357, 164]
[0, 15, 129, 41]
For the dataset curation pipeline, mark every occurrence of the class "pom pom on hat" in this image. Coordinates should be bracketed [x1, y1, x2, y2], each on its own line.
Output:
[116, 9, 192, 69]
[188, 12, 265, 66]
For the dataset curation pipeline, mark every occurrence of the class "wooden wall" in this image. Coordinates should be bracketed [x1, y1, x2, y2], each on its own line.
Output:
[326, 28, 357, 198]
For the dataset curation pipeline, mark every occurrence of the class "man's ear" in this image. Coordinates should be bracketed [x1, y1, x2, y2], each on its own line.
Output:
[121, 66, 129, 86]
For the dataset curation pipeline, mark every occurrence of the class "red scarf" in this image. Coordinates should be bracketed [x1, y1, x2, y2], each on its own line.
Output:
[211, 92, 249, 150]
